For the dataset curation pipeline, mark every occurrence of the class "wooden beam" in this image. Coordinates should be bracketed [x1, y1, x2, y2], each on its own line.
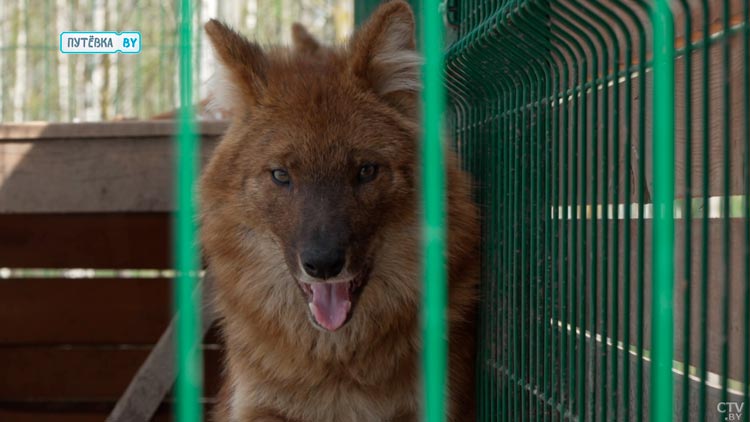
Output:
[106, 273, 218, 422]
[0, 121, 227, 213]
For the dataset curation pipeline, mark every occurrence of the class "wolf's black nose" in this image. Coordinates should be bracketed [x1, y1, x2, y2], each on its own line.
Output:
[301, 250, 345, 279]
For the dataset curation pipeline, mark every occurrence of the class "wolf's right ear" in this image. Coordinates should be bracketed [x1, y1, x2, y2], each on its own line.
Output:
[348, 1, 420, 117]
[205, 19, 268, 114]
[291, 23, 321, 54]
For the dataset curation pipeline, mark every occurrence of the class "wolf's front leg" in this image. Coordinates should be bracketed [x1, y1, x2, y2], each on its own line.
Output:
[213, 384, 292, 422]
[222, 407, 292, 422]
[243, 410, 293, 422]
[228, 401, 294, 422]
[391, 411, 418, 422]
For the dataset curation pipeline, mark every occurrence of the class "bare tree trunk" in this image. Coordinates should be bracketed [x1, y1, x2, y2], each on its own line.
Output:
[67, 0, 79, 121]
[0, 1, 10, 120]
[44, 0, 60, 120]
[13, 0, 26, 121]
[99, 0, 111, 120]
[56, 0, 70, 121]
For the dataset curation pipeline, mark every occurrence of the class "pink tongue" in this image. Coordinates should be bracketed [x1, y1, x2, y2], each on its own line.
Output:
[309, 282, 351, 331]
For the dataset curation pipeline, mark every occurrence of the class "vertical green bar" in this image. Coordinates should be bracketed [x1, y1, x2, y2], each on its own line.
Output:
[651, 1, 674, 421]
[175, 0, 202, 421]
[421, 0, 446, 419]
[354, 0, 381, 25]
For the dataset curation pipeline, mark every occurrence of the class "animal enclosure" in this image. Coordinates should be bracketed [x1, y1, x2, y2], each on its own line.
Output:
[0, 1, 352, 420]
[1, 0, 749, 421]
[0, 121, 225, 420]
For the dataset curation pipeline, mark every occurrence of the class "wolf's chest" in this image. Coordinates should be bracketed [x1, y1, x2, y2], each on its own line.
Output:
[230, 372, 419, 422]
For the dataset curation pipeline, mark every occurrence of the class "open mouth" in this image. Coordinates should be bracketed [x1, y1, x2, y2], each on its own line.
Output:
[297, 274, 367, 332]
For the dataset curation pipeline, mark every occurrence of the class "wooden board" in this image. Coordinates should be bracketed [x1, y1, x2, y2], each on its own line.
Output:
[0, 278, 222, 345]
[0, 347, 222, 400]
[0, 213, 170, 268]
[0, 408, 174, 422]
[0, 121, 226, 213]
[0, 279, 171, 345]
[0, 121, 227, 140]
[565, 219, 749, 381]
[0, 402, 213, 422]
[548, 7, 748, 204]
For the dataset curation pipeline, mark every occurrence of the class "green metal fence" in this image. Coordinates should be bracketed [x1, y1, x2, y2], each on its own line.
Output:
[421, 0, 450, 420]
[175, 0, 750, 420]
[445, 0, 750, 420]
[8, 0, 749, 420]
[175, 1, 201, 421]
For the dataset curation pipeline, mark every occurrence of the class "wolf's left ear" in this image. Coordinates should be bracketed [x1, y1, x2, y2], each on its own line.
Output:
[205, 19, 268, 115]
[349, 1, 421, 117]
[292, 23, 321, 54]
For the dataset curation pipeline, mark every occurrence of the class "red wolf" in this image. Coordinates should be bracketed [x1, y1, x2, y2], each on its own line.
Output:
[200, 2, 479, 420]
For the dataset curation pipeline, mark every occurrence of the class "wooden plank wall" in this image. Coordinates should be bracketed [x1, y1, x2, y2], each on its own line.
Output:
[0, 121, 227, 421]
[549, 2, 749, 418]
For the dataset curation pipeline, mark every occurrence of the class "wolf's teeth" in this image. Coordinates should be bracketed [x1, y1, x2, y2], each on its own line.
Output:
[309, 302, 315, 313]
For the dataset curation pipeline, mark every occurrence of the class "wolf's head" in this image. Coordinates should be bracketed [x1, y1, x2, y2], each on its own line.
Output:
[201, 1, 422, 332]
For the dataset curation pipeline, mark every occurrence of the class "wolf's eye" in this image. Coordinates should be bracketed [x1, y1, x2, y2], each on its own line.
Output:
[271, 169, 290, 185]
[358, 164, 378, 183]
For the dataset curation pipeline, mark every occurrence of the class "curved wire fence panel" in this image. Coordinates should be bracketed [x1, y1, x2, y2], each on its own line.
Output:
[444, 0, 750, 420]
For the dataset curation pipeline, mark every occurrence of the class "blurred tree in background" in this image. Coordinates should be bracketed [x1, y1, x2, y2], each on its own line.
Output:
[0, 0, 353, 122]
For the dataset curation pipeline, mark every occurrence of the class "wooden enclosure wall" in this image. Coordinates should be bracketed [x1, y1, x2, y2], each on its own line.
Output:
[0, 121, 226, 421]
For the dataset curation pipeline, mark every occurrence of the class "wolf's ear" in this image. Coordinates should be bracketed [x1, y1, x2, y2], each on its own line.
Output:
[205, 19, 268, 114]
[292, 23, 321, 54]
[349, 0, 421, 116]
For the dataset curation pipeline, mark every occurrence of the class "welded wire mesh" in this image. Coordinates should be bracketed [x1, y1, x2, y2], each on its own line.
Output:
[445, 0, 750, 420]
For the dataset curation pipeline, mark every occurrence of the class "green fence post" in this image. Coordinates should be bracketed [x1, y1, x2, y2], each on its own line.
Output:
[651, 0, 675, 421]
[354, 0, 382, 25]
[421, 0, 446, 419]
[175, 0, 202, 421]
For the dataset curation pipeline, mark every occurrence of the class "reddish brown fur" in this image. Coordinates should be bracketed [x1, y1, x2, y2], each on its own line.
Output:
[200, 2, 479, 421]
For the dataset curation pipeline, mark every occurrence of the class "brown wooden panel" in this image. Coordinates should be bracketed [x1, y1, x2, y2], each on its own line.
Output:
[586, 219, 748, 380]
[0, 347, 222, 401]
[0, 213, 170, 268]
[0, 407, 173, 422]
[553, 11, 748, 204]
[0, 135, 220, 214]
[0, 279, 171, 345]
[0, 121, 228, 141]
[0, 121, 227, 213]
[0, 277, 223, 345]
[0, 403, 213, 422]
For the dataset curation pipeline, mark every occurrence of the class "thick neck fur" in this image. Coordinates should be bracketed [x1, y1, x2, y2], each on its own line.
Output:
[203, 200, 422, 372]
[200, 4, 478, 419]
